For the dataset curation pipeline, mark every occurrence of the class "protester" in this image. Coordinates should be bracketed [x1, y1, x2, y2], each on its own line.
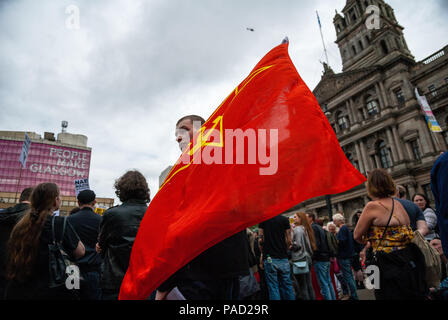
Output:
[351, 212, 366, 290]
[327, 222, 338, 234]
[69, 207, 81, 216]
[5, 183, 85, 300]
[68, 190, 102, 300]
[333, 213, 358, 300]
[0, 187, 33, 298]
[97, 170, 150, 300]
[238, 229, 260, 300]
[258, 214, 295, 300]
[393, 188, 429, 235]
[354, 169, 427, 300]
[413, 193, 438, 241]
[156, 115, 249, 300]
[307, 213, 336, 300]
[253, 229, 269, 300]
[431, 151, 448, 257]
[291, 212, 316, 300]
[396, 185, 407, 199]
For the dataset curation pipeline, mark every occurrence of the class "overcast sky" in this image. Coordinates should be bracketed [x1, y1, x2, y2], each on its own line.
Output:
[1, 0, 447, 204]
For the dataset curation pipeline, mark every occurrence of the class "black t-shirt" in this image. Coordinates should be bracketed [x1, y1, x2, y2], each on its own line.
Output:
[68, 207, 102, 271]
[259, 215, 291, 259]
[395, 198, 425, 231]
[5, 215, 80, 300]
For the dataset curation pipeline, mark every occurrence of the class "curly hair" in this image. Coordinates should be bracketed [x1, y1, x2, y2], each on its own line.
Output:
[114, 170, 150, 203]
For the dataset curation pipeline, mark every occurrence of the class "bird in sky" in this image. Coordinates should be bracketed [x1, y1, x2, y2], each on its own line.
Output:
[246, 27, 255, 32]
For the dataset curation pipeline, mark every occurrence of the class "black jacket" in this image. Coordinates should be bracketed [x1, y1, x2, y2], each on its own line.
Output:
[98, 199, 148, 292]
[67, 207, 102, 272]
[158, 230, 250, 293]
[0, 203, 30, 293]
[311, 223, 330, 262]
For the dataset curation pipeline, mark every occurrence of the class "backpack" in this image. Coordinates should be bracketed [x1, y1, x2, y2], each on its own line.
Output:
[411, 230, 442, 288]
[325, 230, 338, 258]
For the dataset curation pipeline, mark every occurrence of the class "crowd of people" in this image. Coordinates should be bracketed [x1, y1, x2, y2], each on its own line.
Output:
[0, 114, 446, 300]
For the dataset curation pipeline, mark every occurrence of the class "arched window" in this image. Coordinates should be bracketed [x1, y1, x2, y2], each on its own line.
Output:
[359, 40, 364, 51]
[352, 45, 357, 56]
[378, 141, 393, 168]
[366, 96, 379, 116]
[337, 112, 349, 130]
[380, 40, 389, 54]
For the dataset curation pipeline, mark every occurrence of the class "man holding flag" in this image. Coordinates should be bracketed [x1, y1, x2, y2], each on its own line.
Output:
[119, 39, 366, 300]
[155, 115, 250, 300]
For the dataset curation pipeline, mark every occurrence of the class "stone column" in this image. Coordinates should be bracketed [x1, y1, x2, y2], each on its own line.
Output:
[408, 184, 417, 197]
[359, 140, 371, 172]
[375, 82, 386, 110]
[386, 127, 398, 164]
[349, 98, 358, 123]
[391, 125, 405, 161]
[379, 81, 390, 107]
[430, 130, 447, 153]
[355, 142, 366, 173]
[337, 202, 343, 213]
[345, 100, 354, 125]
[418, 118, 436, 155]
[374, 154, 381, 168]
[404, 142, 413, 161]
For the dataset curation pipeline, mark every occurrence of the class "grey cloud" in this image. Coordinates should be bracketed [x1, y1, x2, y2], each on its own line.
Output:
[1, 0, 447, 201]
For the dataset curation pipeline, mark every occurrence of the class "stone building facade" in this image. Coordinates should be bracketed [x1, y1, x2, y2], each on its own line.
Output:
[285, 0, 448, 226]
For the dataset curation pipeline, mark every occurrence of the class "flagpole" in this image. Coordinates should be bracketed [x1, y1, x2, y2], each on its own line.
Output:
[316, 10, 329, 65]
[16, 132, 31, 204]
[14, 166, 23, 204]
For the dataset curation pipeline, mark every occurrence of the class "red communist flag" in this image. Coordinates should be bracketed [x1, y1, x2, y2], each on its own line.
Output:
[119, 41, 366, 299]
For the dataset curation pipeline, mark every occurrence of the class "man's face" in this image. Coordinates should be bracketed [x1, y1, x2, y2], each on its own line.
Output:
[306, 214, 313, 224]
[175, 119, 194, 152]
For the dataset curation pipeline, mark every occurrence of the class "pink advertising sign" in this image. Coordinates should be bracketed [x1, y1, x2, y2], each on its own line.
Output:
[0, 139, 91, 196]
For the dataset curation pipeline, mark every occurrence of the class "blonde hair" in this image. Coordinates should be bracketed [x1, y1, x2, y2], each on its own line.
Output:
[327, 222, 339, 232]
[332, 213, 345, 223]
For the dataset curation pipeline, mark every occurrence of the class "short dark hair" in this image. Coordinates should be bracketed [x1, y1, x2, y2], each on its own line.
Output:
[367, 169, 396, 199]
[114, 170, 150, 203]
[397, 185, 406, 199]
[176, 115, 205, 127]
[307, 212, 316, 222]
[19, 187, 34, 202]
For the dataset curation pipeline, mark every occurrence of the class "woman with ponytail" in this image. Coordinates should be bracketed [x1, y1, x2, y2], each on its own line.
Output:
[5, 183, 85, 300]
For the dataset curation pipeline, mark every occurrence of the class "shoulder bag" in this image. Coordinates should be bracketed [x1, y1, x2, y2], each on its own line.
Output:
[48, 215, 74, 288]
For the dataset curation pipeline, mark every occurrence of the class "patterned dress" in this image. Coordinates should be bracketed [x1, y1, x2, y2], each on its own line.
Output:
[367, 224, 414, 253]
